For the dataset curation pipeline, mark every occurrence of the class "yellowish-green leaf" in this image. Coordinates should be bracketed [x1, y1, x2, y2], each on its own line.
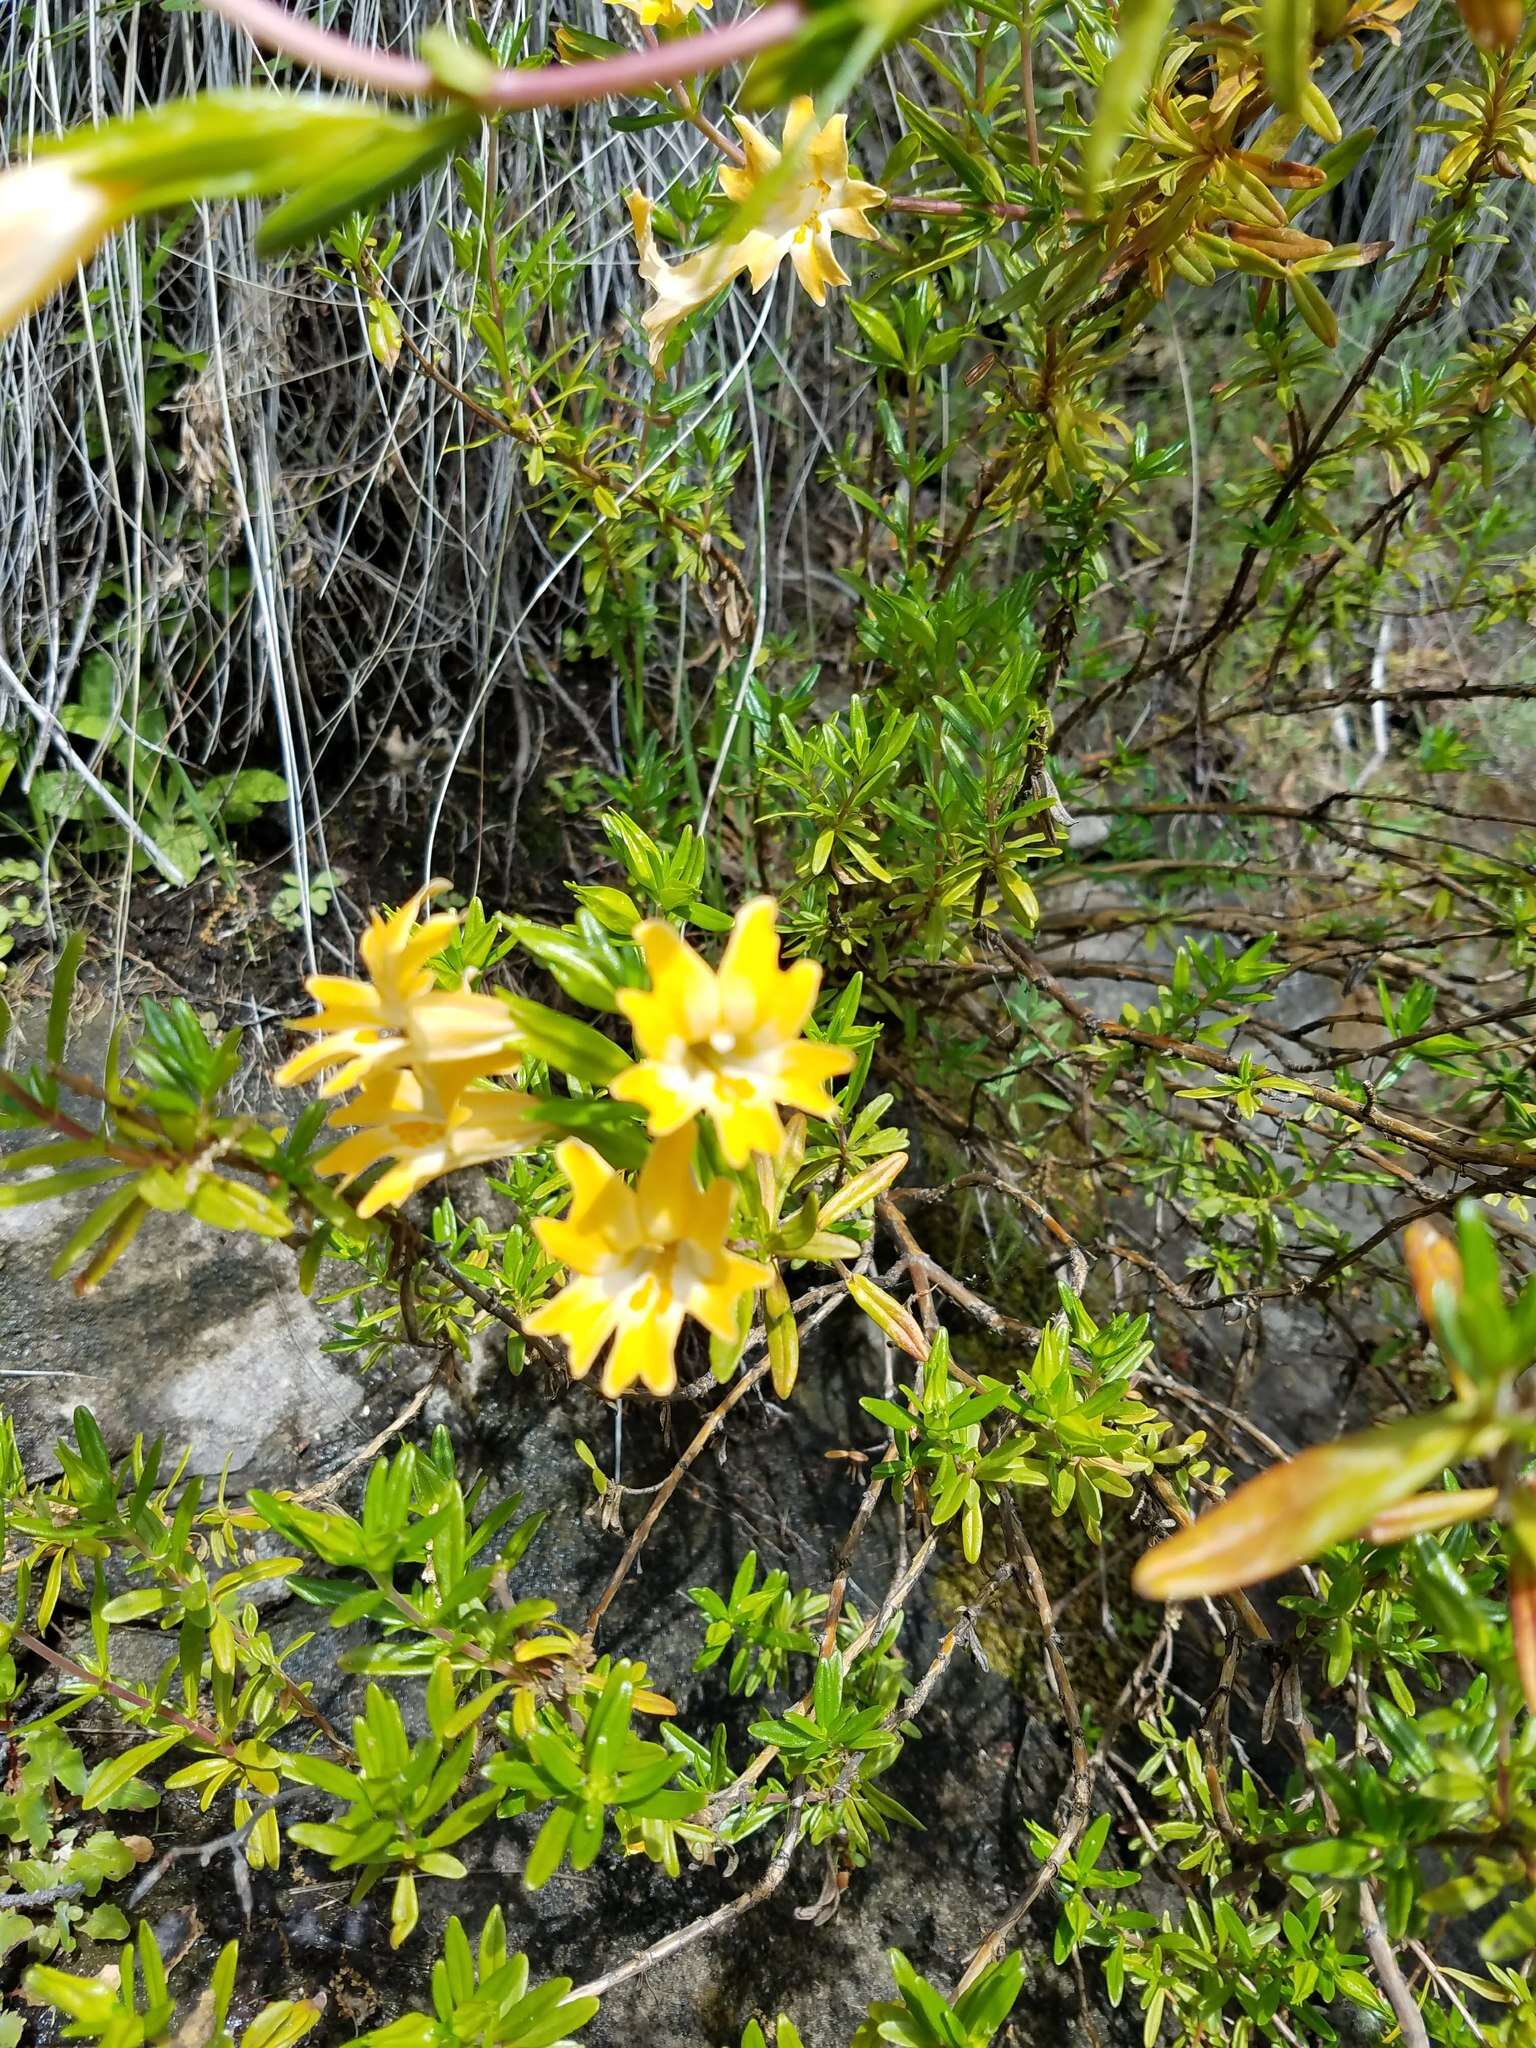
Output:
[1084, 0, 1176, 201]
[1298, 78, 1341, 143]
[83, 1732, 182, 1810]
[847, 1271, 929, 1362]
[1287, 265, 1338, 347]
[819, 1151, 909, 1228]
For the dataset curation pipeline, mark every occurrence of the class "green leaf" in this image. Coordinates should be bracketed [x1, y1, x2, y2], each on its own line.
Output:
[256, 110, 479, 253]
[47, 931, 86, 1067]
[100, 1588, 169, 1624]
[505, 919, 624, 1013]
[525, 1804, 575, 1891]
[0, 1166, 126, 1207]
[1280, 1837, 1377, 1878]
[62, 90, 464, 223]
[1286, 266, 1338, 348]
[1479, 1891, 1536, 1962]
[1133, 1410, 1491, 1599]
[83, 1732, 182, 1810]
[497, 995, 628, 1085]
[185, 1174, 293, 1238]
[1084, 0, 1176, 200]
[1262, 0, 1314, 116]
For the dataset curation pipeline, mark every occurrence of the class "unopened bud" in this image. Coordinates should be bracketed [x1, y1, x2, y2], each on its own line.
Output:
[1404, 1220, 1463, 1330]
[1456, 0, 1524, 51]
[846, 1272, 929, 1363]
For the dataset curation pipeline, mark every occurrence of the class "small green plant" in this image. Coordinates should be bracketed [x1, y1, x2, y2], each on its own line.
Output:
[851, 1950, 1026, 2047]
[25, 1922, 320, 2048]
[689, 1550, 828, 1697]
[348, 1910, 598, 2048]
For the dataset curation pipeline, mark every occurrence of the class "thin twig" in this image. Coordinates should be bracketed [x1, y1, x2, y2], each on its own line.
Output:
[202, 0, 804, 110]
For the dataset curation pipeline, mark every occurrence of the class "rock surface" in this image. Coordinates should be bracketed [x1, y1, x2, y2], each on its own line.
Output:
[1, 1208, 363, 1481]
[2, 991, 363, 1482]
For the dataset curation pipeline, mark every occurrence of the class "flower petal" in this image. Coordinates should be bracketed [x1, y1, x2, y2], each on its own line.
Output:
[602, 1300, 685, 1397]
[731, 114, 781, 181]
[528, 1278, 621, 1378]
[619, 922, 722, 1050]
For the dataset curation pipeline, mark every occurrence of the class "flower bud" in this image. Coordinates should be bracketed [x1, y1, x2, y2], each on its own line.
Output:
[1, 156, 122, 336]
[846, 1271, 929, 1363]
[1404, 1219, 1463, 1330]
[1456, 0, 1525, 51]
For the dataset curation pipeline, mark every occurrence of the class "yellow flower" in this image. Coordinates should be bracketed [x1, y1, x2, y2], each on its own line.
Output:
[627, 98, 884, 370]
[720, 99, 885, 304]
[0, 156, 122, 338]
[609, 0, 711, 25]
[315, 1067, 550, 1218]
[527, 1128, 769, 1398]
[278, 883, 519, 1099]
[610, 897, 852, 1167]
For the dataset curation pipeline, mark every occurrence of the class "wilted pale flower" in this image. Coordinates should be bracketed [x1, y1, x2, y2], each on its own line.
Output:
[527, 1128, 770, 1398]
[0, 155, 122, 337]
[626, 194, 743, 375]
[608, 0, 711, 25]
[315, 1066, 550, 1217]
[278, 883, 520, 1098]
[627, 98, 885, 370]
[611, 897, 852, 1166]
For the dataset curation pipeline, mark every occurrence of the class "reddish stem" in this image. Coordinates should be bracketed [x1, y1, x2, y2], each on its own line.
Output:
[202, 0, 804, 110]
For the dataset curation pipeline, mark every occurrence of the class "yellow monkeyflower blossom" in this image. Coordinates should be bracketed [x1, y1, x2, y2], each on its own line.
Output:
[627, 98, 885, 370]
[1, 156, 123, 338]
[316, 1066, 550, 1217]
[610, 897, 852, 1167]
[527, 1128, 770, 1398]
[278, 883, 519, 1099]
[721, 100, 885, 302]
[608, 0, 710, 26]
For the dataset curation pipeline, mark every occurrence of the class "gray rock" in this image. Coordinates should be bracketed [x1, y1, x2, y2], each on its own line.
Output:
[1, 987, 364, 1484]
[1, 1211, 363, 1481]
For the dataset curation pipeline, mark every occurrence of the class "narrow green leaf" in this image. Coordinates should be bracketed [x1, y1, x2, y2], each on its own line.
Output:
[47, 931, 86, 1068]
[255, 111, 478, 253]
[1262, 0, 1314, 116]
[83, 1732, 181, 1810]
[1084, 0, 1176, 200]
[1286, 265, 1338, 348]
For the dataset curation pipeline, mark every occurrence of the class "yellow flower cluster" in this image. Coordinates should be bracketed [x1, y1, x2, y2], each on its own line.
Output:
[282, 891, 848, 1402]
[529, 899, 851, 1398]
[628, 99, 885, 370]
[526, 1128, 769, 1399]
[278, 883, 545, 1217]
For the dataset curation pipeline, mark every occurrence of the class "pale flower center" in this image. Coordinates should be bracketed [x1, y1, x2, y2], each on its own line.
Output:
[609, 1236, 716, 1314]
